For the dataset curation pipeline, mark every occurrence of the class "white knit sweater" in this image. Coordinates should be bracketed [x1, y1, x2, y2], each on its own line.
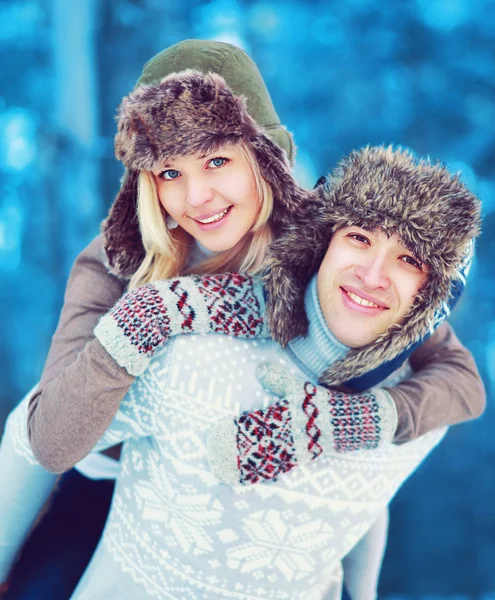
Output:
[71, 280, 446, 600]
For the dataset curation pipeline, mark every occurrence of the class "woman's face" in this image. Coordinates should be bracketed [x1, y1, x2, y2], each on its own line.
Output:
[153, 145, 261, 252]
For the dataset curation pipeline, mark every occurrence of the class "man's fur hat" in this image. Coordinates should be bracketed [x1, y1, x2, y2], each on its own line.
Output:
[264, 146, 481, 386]
[103, 68, 310, 277]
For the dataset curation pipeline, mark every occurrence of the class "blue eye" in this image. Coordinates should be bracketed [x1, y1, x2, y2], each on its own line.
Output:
[160, 169, 180, 180]
[208, 157, 228, 168]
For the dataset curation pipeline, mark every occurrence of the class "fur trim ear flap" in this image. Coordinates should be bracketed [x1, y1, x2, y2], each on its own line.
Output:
[101, 170, 145, 277]
[249, 136, 315, 233]
[263, 205, 329, 345]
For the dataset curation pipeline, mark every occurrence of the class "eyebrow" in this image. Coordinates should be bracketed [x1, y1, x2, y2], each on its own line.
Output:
[160, 151, 217, 169]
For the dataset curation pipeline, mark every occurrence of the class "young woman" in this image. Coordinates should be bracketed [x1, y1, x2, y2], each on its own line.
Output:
[0, 39, 298, 599]
[0, 41, 483, 600]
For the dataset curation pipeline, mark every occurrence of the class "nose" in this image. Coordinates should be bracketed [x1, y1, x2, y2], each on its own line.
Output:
[185, 176, 214, 208]
[355, 254, 391, 289]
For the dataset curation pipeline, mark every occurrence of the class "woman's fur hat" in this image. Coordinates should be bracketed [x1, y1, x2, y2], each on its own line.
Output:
[264, 146, 481, 386]
[103, 61, 309, 277]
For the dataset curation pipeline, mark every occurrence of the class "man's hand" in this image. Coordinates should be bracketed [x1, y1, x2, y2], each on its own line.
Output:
[207, 363, 398, 486]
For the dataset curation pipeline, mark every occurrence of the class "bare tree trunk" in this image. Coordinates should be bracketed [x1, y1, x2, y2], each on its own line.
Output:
[50, 0, 100, 277]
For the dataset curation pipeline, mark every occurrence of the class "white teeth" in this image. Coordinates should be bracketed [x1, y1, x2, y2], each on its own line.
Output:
[347, 291, 380, 308]
[196, 208, 230, 224]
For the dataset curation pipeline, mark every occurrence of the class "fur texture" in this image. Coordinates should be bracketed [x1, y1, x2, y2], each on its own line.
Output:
[102, 70, 311, 277]
[264, 146, 481, 385]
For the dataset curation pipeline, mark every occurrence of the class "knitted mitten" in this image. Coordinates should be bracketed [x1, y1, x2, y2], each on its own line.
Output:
[95, 273, 267, 376]
[207, 363, 398, 486]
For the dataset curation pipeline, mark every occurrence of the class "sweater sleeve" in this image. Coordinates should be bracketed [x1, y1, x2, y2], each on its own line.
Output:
[27, 236, 136, 473]
[90, 345, 174, 453]
[342, 508, 389, 600]
[0, 389, 59, 584]
[386, 322, 485, 443]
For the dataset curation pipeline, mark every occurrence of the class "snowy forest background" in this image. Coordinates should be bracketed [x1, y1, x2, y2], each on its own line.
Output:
[1, 0, 495, 597]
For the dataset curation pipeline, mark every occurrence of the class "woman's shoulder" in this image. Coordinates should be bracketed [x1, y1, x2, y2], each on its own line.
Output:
[68, 234, 127, 299]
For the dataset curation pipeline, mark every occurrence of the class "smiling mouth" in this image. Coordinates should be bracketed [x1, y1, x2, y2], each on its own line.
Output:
[193, 206, 232, 224]
[341, 287, 389, 310]
[347, 290, 381, 308]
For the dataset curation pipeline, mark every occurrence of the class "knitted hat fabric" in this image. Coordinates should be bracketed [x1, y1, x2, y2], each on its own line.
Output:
[102, 40, 303, 278]
[264, 145, 481, 386]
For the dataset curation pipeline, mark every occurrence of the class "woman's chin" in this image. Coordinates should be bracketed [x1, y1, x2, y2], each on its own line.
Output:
[195, 229, 248, 254]
[199, 237, 237, 253]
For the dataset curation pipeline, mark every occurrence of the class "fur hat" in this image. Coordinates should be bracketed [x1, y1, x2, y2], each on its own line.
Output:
[102, 41, 305, 278]
[264, 146, 481, 386]
[137, 40, 295, 163]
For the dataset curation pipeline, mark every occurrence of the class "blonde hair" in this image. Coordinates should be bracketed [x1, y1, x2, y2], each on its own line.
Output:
[128, 143, 274, 290]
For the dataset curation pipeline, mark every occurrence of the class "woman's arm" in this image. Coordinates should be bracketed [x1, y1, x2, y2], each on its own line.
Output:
[27, 236, 135, 473]
[342, 509, 389, 600]
[28, 267, 267, 473]
[0, 389, 59, 585]
[1, 234, 131, 580]
[387, 322, 485, 443]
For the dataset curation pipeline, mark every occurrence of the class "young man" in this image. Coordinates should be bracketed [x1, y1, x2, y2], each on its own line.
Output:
[69, 146, 481, 600]
[207, 145, 483, 487]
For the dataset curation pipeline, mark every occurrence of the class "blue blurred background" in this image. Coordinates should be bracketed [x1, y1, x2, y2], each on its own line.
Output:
[1, 0, 494, 597]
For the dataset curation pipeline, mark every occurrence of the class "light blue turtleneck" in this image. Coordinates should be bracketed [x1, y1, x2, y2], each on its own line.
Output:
[287, 275, 349, 380]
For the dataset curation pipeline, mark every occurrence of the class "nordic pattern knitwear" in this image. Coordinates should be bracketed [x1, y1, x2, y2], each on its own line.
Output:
[70, 334, 444, 600]
[95, 273, 268, 376]
[236, 398, 296, 484]
[208, 364, 398, 486]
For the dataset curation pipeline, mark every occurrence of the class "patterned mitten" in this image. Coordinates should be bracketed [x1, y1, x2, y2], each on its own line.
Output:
[95, 273, 267, 376]
[208, 363, 398, 486]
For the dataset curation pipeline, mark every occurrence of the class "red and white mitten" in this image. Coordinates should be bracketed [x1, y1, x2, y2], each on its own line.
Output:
[208, 363, 397, 486]
[95, 273, 267, 376]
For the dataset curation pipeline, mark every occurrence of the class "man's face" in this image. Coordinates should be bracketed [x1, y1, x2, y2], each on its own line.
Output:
[317, 226, 430, 348]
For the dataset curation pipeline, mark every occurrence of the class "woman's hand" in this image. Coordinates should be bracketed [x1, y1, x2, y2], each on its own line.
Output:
[207, 363, 398, 486]
[95, 273, 267, 376]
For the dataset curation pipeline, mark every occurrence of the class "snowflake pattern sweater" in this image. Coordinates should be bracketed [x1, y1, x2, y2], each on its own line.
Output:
[71, 279, 446, 600]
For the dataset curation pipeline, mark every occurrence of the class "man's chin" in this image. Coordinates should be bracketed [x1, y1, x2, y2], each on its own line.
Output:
[338, 333, 377, 349]
[329, 315, 383, 349]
